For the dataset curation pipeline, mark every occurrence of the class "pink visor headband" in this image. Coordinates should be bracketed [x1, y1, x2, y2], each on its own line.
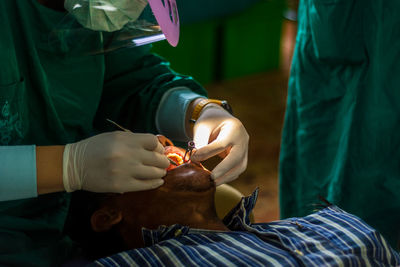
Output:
[147, 0, 180, 47]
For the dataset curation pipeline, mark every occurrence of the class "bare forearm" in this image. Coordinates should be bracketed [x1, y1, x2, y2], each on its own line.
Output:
[36, 146, 65, 195]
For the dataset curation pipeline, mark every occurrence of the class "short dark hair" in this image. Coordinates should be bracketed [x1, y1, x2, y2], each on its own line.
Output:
[64, 191, 125, 260]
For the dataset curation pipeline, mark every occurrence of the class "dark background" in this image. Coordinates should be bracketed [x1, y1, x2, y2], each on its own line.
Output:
[153, 0, 298, 222]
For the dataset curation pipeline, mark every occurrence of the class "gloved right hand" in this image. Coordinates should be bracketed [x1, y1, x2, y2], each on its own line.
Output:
[63, 131, 170, 193]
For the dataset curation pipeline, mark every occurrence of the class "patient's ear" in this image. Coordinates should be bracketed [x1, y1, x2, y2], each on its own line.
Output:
[91, 208, 123, 232]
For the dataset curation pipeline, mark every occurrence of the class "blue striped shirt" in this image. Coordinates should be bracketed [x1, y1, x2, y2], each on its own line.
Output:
[91, 189, 400, 266]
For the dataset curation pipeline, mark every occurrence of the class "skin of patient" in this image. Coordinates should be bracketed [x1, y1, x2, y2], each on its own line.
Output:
[66, 136, 228, 258]
[90, 162, 228, 250]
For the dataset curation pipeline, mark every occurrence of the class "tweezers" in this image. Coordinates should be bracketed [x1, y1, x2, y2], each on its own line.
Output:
[183, 141, 196, 162]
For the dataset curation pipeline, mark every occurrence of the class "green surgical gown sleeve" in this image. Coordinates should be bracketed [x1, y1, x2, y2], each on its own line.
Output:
[94, 44, 207, 134]
[279, 0, 400, 248]
[0, 0, 207, 266]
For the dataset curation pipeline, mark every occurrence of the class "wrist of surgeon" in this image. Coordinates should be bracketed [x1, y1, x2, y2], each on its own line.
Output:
[36, 146, 65, 195]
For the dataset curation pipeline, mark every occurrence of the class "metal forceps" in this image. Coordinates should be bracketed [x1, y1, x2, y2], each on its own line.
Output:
[106, 119, 178, 166]
[183, 141, 195, 163]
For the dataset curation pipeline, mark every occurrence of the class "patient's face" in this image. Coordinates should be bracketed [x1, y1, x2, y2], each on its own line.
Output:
[90, 136, 216, 249]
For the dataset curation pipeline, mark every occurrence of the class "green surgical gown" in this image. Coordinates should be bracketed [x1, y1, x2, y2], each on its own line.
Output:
[280, 0, 400, 248]
[0, 1, 206, 266]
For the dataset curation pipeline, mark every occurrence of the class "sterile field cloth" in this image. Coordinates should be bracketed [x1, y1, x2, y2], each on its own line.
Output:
[91, 190, 400, 267]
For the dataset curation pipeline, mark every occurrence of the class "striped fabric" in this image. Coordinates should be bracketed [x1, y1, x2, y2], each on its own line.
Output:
[91, 190, 400, 267]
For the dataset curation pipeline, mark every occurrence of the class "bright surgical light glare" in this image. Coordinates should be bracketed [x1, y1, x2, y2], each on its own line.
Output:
[132, 34, 166, 46]
[193, 124, 212, 149]
[72, 3, 82, 10]
[93, 4, 117, 11]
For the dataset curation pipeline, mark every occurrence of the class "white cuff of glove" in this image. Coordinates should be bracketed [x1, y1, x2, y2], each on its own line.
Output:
[156, 87, 205, 142]
[63, 143, 82, 192]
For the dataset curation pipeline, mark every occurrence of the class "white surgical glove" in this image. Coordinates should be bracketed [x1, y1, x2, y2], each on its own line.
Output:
[191, 105, 249, 185]
[63, 131, 170, 193]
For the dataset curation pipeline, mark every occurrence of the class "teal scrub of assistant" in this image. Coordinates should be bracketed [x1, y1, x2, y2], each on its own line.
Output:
[279, 0, 400, 248]
[0, 146, 37, 201]
[0, 0, 206, 266]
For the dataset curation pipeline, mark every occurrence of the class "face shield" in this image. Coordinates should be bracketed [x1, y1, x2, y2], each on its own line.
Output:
[49, 0, 179, 55]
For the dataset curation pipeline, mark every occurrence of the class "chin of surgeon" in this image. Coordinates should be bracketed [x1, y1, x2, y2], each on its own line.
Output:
[279, 0, 400, 249]
[0, 0, 249, 266]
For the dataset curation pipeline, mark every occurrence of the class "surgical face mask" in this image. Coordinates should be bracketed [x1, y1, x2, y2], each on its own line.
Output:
[64, 0, 148, 32]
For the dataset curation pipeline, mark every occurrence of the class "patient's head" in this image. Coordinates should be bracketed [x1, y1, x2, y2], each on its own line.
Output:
[66, 136, 225, 259]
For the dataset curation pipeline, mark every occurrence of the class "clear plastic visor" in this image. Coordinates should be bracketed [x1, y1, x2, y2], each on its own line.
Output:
[48, 1, 179, 55]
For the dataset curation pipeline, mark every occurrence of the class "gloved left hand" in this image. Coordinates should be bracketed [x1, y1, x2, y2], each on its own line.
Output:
[191, 104, 249, 185]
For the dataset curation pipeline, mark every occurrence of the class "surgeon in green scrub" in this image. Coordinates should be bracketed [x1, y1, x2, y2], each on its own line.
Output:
[0, 0, 249, 265]
[279, 0, 400, 248]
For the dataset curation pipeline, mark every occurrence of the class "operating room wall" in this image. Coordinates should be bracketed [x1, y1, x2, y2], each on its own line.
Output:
[152, 0, 285, 85]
